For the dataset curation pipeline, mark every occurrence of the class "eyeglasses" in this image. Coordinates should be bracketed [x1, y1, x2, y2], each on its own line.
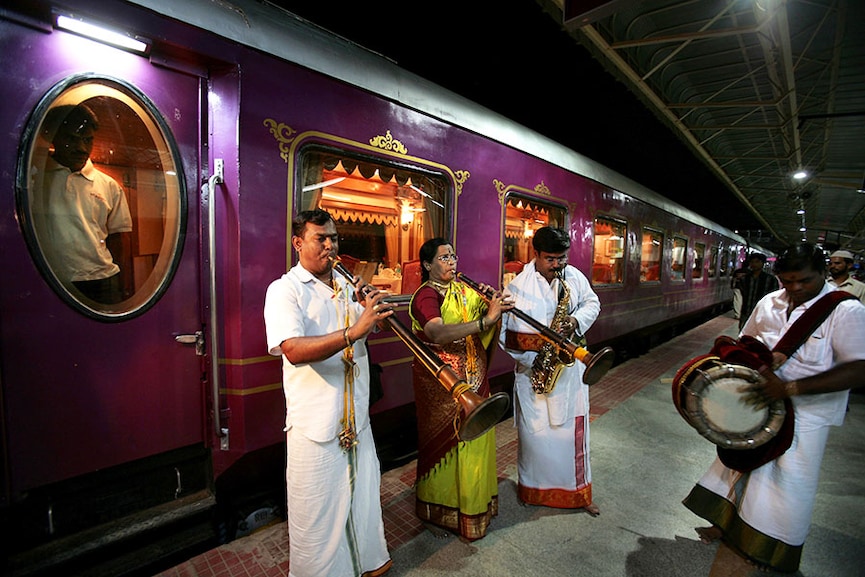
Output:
[437, 254, 459, 263]
[542, 254, 568, 264]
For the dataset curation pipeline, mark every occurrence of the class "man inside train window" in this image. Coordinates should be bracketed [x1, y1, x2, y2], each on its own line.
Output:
[499, 226, 602, 515]
[35, 103, 132, 304]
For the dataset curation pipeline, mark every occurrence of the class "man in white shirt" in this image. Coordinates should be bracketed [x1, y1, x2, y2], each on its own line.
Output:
[264, 209, 393, 577]
[39, 104, 132, 304]
[683, 243, 865, 574]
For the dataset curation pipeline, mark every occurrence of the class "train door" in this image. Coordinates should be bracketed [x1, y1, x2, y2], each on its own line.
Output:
[0, 16, 210, 523]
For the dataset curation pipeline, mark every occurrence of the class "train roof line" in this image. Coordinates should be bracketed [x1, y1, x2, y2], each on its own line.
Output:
[127, 0, 747, 245]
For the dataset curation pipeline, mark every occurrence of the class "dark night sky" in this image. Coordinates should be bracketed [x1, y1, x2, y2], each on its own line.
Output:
[271, 0, 763, 233]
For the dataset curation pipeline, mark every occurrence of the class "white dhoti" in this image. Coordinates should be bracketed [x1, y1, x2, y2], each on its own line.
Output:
[514, 363, 593, 508]
[684, 419, 832, 572]
[286, 425, 390, 577]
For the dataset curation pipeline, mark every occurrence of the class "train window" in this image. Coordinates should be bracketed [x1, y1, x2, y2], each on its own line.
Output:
[640, 228, 663, 282]
[671, 237, 688, 281]
[592, 217, 626, 285]
[693, 243, 706, 279]
[298, 148, 448, 293]
[16, 77, 186, 320]
[708, 245, 719, 277]
[502, 194, 566, 286]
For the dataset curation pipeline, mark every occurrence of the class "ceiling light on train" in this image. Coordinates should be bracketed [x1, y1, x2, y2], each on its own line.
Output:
[55, 14, 149, 54]
[792, 170, 808, 180]
[303, 177, 346, 192]
[409, 185, 444, 208]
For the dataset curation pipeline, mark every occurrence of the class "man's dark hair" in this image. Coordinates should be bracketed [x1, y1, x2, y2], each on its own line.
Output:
[418, 237, 450, 282]
[292, 208, 334, 238]
[774, 243, 826, 275]
[748, 252, 767, 263]
[532, 227, 570, 254]
[43, 103, 100, 141]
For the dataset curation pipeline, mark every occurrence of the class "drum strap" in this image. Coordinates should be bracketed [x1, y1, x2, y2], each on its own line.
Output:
[772, 291, 857, 358]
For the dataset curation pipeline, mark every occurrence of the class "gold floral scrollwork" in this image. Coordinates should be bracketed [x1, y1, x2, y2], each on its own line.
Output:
[263, 118, 297, 163]
[493, 179, 507, 205]
[454, 170, 470, 197]
[534, 181, 552, 196]
[369, 130, 408, 155]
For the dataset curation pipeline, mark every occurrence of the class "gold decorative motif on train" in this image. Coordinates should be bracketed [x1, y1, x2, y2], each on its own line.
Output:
[369, 130, 408, 154]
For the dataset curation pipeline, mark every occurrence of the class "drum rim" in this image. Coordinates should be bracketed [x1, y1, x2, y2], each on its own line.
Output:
[683, 363, 786, 449]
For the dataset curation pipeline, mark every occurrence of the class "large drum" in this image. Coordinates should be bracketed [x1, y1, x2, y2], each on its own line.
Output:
[673, 336, 795, 472]
[672, 355, 786, 450]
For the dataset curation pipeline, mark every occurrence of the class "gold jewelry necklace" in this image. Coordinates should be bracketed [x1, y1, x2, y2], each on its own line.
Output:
[428, 279, 450, 294]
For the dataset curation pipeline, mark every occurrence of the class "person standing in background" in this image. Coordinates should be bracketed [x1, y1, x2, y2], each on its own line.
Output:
[738, 252, 778, 331]
[827, 249, 865, 304]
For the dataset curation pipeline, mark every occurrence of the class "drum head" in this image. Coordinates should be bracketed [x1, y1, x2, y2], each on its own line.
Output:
[683, 363, 786, 450]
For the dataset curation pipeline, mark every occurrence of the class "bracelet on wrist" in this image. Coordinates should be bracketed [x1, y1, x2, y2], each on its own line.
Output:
[783, 380, 799, 397]
[343, 327, 354, 348]
[478, 318, 485, 332]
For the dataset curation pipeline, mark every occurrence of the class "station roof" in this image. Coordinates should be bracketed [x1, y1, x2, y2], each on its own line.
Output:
[270, 0, 865, 256]
[563, 0, 865, 255]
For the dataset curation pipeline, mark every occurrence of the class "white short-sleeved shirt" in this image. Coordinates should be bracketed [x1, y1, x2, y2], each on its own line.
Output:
[742, 283, 865, 429]
[264, 264, 370, 442]
[43, 158, 132, 281]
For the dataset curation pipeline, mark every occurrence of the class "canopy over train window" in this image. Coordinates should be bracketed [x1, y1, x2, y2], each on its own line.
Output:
[16, 76, 185, 320]
[298, 148, 449, 293]
[501, 193, 565, 286]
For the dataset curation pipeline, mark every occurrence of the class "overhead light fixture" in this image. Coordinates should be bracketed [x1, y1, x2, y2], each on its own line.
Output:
[792, 170, 808, 180]
[409, 184, 444, 208]
[303, 177, 346, 192]
[55, 14, 149, 54]
[796, 209, 805, 215]
[799, 226, 807, 232]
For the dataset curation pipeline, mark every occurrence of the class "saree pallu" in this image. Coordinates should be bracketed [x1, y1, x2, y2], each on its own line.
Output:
[411, 340, 498, 540]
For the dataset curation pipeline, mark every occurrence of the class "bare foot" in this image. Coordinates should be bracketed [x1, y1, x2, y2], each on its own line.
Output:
[422, 522, 451, 540]
[696, 525, 723, 544]
[584, 502, 600, 517]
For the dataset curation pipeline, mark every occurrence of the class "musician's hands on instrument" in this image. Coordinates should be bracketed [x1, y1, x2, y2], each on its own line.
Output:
[354, 282, 393, 336]
[739, 365, 793, 409]
[479, 283, 514, 327]
[559, 315, 579, 339]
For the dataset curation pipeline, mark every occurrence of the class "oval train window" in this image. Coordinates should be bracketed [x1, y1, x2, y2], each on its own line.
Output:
[16, 76, 186, 320]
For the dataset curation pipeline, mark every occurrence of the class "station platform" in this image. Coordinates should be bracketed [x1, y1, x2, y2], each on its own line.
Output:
[154, 313, 865, 577]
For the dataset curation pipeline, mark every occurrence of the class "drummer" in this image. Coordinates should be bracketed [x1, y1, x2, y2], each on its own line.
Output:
[682, 243, 865, 574]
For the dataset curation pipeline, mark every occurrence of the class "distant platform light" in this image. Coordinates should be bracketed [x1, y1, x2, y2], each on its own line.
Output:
[55, 15, 149, 54]
[792, 170, 808, 180]
[796, 209, 805, 215]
